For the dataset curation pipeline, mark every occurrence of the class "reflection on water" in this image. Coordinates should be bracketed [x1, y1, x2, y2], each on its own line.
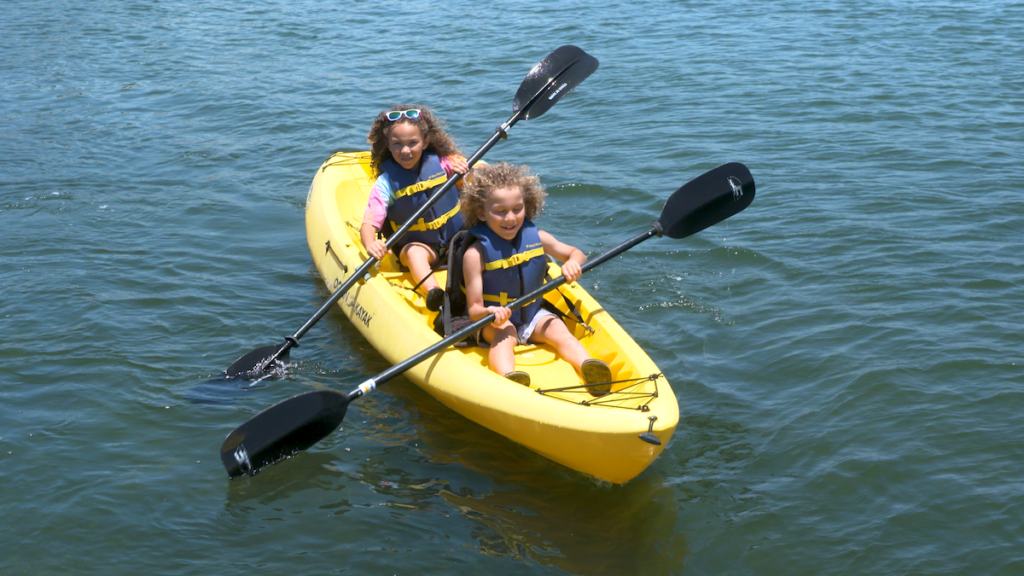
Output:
[378, 381, 688, 575]
[440, 478, 685, 575]
[224, 451, 347, 513]
[186, 376, 273, 405]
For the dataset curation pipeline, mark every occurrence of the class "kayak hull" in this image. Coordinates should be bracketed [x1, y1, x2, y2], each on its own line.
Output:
[305, 152, 678, 484]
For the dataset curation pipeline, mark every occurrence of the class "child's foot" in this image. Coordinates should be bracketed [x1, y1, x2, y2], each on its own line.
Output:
[581, 359, 612, 396]
[504, 371, 531, 387]
[426, 287, 445, 312]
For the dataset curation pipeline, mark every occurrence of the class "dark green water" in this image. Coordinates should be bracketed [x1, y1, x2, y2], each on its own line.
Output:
[3, 1, 1023, 574]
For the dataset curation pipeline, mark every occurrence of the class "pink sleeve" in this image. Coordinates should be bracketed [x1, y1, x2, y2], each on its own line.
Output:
[362, 179, 390, 231]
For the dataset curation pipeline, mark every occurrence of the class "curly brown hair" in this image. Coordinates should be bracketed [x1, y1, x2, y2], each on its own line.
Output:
[366, 105, 462, 178]
[460, 162, 547, 228]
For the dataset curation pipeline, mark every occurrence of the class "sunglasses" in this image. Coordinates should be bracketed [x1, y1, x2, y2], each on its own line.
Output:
[385, 109, 421, 121]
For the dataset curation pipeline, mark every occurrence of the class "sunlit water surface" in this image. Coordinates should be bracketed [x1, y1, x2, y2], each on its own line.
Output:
[3, 1, 1023, 574]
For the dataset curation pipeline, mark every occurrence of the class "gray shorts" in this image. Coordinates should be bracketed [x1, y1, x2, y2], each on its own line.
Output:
[518, 308, 556, 345]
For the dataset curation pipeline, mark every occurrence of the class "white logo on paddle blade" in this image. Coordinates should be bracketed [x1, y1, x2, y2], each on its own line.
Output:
[234, 445, 252, 473]
[727, 176, 743, 200]
[547, 82, 568, 101]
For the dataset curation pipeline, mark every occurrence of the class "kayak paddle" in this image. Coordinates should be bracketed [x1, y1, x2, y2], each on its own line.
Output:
[224, 45, 599, 380]
[221, 162, 755, 477]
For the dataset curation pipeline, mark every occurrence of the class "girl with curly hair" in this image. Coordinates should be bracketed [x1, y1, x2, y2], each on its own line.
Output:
[360, 105, 470, 311]
[461, 163, 610, 392]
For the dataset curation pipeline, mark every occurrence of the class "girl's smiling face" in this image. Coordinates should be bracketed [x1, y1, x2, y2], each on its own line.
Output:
[387, 122, 428, 170]
[478, 185, 526, 241]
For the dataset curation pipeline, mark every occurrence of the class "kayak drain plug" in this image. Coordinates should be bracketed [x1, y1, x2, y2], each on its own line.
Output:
[639, 416, 661, 446]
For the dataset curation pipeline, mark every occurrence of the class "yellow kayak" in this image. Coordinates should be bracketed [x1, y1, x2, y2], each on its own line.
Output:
[305, 151, 679, 484]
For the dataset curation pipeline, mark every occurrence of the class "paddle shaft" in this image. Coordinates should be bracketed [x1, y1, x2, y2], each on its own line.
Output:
[259, 68, 585, 370]
[344, 224, 662, 402]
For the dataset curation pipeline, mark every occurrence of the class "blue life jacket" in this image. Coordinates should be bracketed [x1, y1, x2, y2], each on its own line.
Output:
[467, 221, 548, 331]
[379, 152, 463, 249]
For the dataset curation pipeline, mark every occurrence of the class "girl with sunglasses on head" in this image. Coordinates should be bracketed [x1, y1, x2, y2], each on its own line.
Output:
[361, 105, 474, 312]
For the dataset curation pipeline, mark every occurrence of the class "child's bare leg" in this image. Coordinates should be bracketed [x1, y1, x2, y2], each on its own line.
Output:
[399, 243, 440, 294]
[483, 322, 518, 376]
[529, 315, 589, 375]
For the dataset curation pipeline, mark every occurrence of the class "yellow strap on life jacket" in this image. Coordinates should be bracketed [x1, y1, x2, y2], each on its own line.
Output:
[483, 247, 545, 271]
[390, 202, 461, 233]
[481, 291, 512, 306]
[394, 173, 448, 198]
[481, 288, 543, 307]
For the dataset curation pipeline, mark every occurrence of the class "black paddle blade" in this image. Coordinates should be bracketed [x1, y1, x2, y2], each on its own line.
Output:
[220, 389, 349, 478]
[513, 45, 599, 121]
[224, 344, 289, 380]
[658, 163, 755, 240]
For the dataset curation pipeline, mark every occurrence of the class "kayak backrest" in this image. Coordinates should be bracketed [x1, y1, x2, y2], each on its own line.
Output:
[440, 230, 472, 341]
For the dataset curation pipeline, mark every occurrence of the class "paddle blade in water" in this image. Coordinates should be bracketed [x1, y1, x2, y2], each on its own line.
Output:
[187, 377, 264, 405]
[658, 162, 755, 239]
[224, 344, 289, 379]
[220, 389, 349, 478]
[513, 45, 599, 121]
